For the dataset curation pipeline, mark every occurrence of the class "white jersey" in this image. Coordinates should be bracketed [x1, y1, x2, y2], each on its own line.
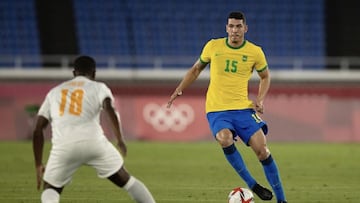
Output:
[38, 76, 114, 145]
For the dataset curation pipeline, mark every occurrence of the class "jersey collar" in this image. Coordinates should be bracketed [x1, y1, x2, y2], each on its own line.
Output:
[225, 37, 247, 49]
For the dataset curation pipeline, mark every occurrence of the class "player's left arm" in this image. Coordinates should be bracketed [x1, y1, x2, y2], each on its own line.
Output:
[255, 67, 271, 114]
[32, 115, 49, 190]
[103, 97, 127, 157]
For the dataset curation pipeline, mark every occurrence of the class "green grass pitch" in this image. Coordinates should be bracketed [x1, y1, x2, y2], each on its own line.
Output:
[0, 141, 359, 202]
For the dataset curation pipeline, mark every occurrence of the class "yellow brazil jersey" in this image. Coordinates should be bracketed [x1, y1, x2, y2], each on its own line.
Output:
[199, 37, 268, 113]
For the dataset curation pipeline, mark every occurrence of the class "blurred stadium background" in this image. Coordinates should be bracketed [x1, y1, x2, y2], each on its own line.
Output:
[1, 0, 360, 142]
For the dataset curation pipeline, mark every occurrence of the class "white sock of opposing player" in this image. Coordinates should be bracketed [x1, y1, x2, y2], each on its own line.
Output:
[123, 176, 156, 203]
[41, 188, 60, 203]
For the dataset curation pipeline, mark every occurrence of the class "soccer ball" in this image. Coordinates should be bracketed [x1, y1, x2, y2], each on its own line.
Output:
[228, 187, 255, 203]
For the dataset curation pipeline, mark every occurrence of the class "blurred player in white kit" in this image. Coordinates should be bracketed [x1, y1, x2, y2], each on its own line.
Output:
[32, 55, 156, 203]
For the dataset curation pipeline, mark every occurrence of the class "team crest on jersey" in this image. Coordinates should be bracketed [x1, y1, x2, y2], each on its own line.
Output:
[242, 55, 248, 62]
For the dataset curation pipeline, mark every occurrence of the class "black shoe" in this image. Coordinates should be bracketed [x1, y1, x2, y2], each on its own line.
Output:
[251, 183, 273, 200]
[278, 201, 287, 203]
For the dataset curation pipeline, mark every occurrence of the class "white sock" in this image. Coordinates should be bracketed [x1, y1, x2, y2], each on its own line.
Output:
[123, 176, 156, 203]
[41, 188, 60, 203]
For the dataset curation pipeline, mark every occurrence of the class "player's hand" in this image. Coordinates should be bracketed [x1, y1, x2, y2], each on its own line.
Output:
[255, 100, 264, 114]
[167, 90, 182, 108]
[35, 164, 45, 190]
[117, 140, 127, 157]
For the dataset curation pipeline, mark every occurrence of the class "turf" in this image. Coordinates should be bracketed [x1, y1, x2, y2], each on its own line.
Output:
[0, 141, 359, 203]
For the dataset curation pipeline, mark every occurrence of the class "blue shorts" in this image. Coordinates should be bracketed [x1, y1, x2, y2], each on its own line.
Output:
[206, 109, 268, 145]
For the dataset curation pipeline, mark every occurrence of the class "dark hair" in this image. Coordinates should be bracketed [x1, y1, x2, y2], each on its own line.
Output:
[228, 11, 246, 23]
[73, 55, 96, 74]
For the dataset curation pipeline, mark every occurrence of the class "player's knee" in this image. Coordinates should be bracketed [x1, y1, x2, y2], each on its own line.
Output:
[216, 131, 234, 147]
[255, 147, 270, 161]
[43, 182, 63, 194]
[108, 167, 131, 187]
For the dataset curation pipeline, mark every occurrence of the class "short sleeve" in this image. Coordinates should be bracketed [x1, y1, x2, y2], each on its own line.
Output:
[199, 40, 213, 64]
[37, 93, 51, 120]
[97, 83, 115, 106]
[254, 47, 268, 72]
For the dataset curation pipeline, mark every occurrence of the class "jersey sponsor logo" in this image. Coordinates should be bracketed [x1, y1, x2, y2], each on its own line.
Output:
[143, 103, 194, 132]
[242, 55, 248, 62]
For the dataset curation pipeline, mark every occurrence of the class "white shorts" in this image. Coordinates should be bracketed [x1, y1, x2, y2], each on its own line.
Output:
[43, 137, 123, 188]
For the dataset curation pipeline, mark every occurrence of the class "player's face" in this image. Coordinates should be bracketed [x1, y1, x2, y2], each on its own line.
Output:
[226, 18, 248, 44]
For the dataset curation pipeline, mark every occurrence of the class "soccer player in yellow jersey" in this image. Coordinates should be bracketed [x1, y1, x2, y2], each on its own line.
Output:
[168, 12, 287, 203]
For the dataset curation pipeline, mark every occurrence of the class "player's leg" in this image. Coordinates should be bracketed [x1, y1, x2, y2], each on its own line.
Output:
[229, 109, 274, 201]
[41, 143, 81, 203]
[89, 138, 156, 203]
[207, 112, 262, 193]
[216, 129, 272, 200]
[108, 167, 156, 203]
[216, 129, 272, 201]
[41, 182, 63, 203]
[249, 129, 287, 203]
[216, 128, 257, 188]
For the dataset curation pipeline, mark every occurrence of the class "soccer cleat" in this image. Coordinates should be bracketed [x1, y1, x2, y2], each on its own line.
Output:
[278, 201, 287, 203]
[251, 183, 273, 200]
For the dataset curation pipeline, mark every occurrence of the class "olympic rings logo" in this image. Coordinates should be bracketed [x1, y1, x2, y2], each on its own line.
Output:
[143, 103, 195, 132]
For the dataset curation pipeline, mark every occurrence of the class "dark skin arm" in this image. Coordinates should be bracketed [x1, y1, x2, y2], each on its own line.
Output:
[103, 97, 127, 157]
[32, 115, 49, 190]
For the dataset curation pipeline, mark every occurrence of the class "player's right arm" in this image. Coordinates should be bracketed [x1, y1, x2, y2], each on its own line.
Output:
[103, 97, 127, 157]
[167, 59, 207, 107]
[32, 115, 49, 190]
